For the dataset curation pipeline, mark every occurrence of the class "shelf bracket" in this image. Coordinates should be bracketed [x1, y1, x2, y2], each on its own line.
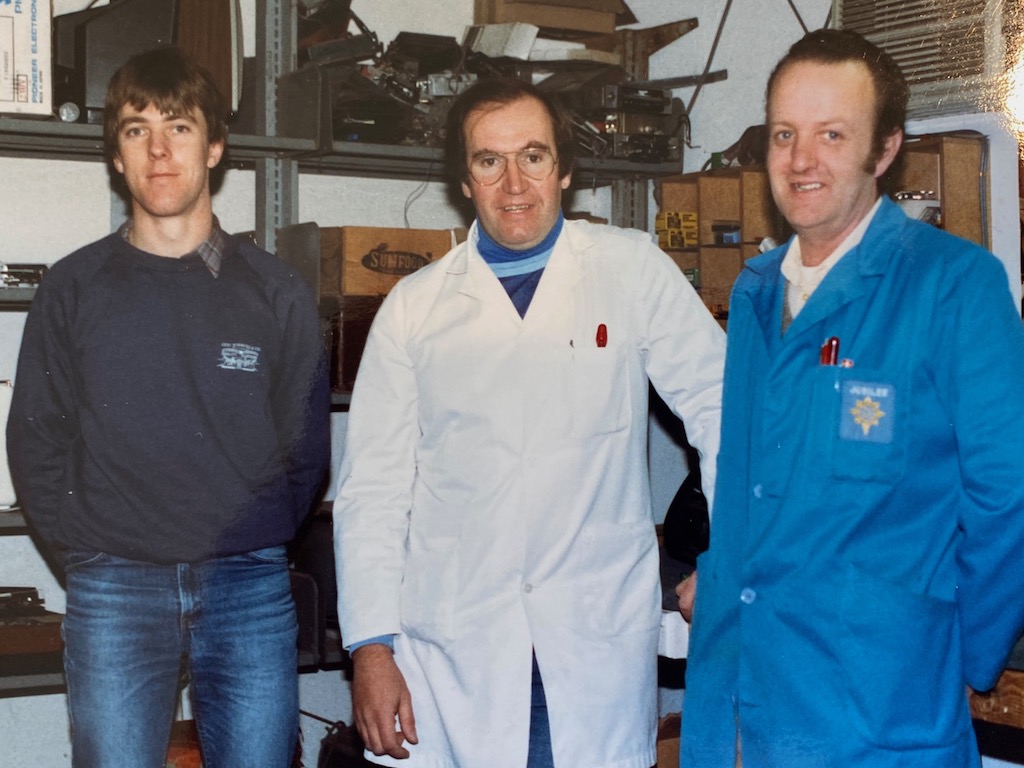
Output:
[584, 18, 700, 81]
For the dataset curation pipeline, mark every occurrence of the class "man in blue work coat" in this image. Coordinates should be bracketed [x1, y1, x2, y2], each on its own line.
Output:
[678, 28, 1024, 768]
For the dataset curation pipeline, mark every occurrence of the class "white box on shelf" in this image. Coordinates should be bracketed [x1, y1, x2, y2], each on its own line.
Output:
[463, 22, 539, 59]
[0, 0, 52, 117]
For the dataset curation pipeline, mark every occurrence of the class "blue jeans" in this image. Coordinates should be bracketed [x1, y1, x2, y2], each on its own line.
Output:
[63, 547, 299, 768]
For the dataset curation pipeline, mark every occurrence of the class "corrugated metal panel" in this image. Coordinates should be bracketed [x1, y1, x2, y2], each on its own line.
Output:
[835, 0, 1013, 119]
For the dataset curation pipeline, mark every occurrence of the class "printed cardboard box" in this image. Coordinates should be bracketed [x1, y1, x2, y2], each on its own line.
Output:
[284, 225, 463, 392]
[0, 0, 52, 116]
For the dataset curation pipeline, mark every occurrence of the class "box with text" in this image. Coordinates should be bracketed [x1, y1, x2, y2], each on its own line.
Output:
[0, 0, 52, 117]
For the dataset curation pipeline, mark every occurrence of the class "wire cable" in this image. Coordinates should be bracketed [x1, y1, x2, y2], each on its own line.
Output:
[685, 0, 735, 116]
[785, 0, 810, 34]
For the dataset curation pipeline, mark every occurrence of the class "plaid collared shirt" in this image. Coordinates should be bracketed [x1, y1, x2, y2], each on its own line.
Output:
[118, 216, 227, 278]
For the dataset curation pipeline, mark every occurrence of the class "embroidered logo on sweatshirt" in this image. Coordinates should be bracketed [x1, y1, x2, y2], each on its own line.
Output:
[218, 343, 261, 372]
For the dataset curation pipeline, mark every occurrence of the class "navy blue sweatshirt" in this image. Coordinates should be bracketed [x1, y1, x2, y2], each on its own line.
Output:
[7, 231, 330, 563]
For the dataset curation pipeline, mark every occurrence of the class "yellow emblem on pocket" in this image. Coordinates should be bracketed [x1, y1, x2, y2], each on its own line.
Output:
[850, 397, 885, 437]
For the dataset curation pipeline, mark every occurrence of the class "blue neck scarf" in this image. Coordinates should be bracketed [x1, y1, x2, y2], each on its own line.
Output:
[476, 212, 564, 278]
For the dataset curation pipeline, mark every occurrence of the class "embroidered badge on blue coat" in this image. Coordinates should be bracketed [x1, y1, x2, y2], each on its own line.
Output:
[840, 380, 894, 443]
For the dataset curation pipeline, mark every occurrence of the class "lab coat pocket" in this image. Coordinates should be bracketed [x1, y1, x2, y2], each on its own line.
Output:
[839, 566, 963, 749]
[400, 532, 458, 648]
[571, 346, 631, 437]
[573, 519, 660, 639]
[814, 367, 907, 482]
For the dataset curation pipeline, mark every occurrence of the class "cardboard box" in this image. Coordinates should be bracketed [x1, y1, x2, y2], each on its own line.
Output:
[0, 0, 52, 116]
[475, 0, 619, 35]
[279, 224, 462, 392]
[318, 225, 458, 299]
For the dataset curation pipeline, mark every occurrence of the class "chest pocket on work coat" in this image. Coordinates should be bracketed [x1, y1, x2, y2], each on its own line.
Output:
[811, 366, 907, 482]
[570, 344, 631, 437]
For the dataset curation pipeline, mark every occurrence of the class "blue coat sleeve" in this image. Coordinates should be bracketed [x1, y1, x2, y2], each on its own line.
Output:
[941, 251, 1024, 690]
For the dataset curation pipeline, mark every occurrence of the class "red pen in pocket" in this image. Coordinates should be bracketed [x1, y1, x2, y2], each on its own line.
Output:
[819, 336, 839, 366]
[596, 323, 608, 348]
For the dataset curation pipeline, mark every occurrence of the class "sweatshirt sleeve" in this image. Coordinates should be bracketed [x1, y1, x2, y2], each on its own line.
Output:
[271, 275, 331, 525]
[7, 272, 79, 551]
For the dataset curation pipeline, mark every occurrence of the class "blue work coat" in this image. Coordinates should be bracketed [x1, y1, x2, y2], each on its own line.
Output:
[681, 197, 1024, 767]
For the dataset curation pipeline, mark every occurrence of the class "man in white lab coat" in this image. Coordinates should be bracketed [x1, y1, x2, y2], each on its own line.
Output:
[334, 77, 725, 768]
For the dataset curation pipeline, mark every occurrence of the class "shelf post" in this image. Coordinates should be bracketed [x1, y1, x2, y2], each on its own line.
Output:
[254, 0, 299, 253]
[611, 177, 649, 231]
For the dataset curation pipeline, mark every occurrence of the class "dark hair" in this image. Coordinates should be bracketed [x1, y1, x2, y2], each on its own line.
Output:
[444, 77, 576, 184]
[104, 47, 227, 161]
[766, 29, 909, 163]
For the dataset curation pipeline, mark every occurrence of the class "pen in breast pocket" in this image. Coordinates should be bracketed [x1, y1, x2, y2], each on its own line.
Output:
[596, 323, 608, 348]
[819, 336, 839, 366]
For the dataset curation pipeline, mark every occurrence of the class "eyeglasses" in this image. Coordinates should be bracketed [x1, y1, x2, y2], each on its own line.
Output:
[468, 148, 557, 186]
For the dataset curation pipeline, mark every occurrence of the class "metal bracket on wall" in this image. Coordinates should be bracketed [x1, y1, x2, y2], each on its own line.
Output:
[255, 0, 298, 253]
[584, 18, 700, 82]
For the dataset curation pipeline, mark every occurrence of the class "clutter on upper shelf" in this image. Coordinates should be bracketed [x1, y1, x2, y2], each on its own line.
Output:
[277, 0, 690, 164]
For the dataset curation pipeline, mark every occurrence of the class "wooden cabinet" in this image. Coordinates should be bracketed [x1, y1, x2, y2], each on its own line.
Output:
[655, 165, 784, 321]
[894, 132, 989, 248]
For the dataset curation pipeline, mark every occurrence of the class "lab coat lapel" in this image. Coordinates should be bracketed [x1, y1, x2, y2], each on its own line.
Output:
[778, 199, 898, 344]
[449, 219, 584, 335]
[452, 226, 536, 329]
[518, 221, 583, 331]
[740, 246, 787, 357]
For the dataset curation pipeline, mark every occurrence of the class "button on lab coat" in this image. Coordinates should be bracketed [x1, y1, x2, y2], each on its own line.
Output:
[335, 219, 725, 768]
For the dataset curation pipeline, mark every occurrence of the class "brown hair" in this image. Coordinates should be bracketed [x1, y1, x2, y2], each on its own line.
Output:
[104, 47, 227, 161]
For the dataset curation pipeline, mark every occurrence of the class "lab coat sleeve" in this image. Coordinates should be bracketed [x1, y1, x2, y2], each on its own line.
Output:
[942, 251, 1024, 690]
[333, 286, 419, 647]
[636, 236, 727, 515]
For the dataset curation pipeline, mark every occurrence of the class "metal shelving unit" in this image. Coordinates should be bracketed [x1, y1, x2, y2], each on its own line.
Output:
[0, 0, 679, 243]
[0, 507, 29, 535]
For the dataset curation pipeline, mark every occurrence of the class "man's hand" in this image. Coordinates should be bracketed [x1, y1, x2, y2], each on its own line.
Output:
[676, 570, 698, 623]
[351, 643, 418, 759]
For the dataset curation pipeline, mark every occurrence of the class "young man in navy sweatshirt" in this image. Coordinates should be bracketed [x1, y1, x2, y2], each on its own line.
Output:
[7, 47, 329, 768]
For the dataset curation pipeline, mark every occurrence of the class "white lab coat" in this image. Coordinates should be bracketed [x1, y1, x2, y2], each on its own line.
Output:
[334, 219, 725, 768]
